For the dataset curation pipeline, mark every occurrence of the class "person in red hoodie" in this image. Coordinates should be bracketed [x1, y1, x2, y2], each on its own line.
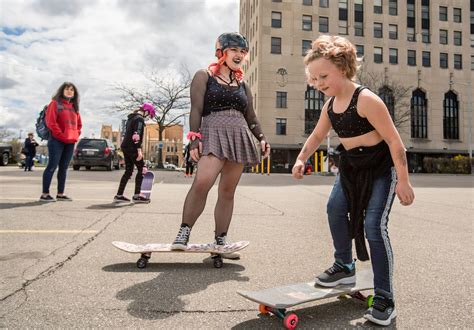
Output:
[40, 82, 82, 202]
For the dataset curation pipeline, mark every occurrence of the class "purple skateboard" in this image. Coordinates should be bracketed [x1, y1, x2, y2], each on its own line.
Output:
[140, 171, 154, 200]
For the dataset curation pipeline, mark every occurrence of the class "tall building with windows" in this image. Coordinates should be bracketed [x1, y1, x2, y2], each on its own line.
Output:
[240, 0, 473, 172]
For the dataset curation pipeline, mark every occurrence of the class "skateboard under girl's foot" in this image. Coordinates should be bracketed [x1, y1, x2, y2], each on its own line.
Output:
[112, 240, 249, 269]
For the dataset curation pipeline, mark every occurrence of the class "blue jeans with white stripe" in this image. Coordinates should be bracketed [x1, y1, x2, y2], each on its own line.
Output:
[326, 168, 397, 299]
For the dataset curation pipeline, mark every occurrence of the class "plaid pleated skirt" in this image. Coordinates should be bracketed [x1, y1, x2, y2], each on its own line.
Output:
[201, 109, 260, 166]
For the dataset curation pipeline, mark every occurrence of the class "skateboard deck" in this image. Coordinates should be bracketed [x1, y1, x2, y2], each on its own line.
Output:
[237, 268, 373, 329]
[140, 171, 154, 199]
[238, 268, 373, 309]
[112, 240, 249, 254]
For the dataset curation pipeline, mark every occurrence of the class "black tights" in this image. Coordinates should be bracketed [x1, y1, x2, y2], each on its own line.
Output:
[181, 155, 244, 236]
[117, 150, 144, 196]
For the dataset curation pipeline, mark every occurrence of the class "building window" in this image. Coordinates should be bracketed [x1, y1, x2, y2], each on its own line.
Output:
[339, 20, 348, 35]
[411, 89, 428, 139]
[439, 6, 447, 21]
[356, 44, 364, 57]
[407, 27, 416, 41]
[389, 48, 398, 64]
[319, 0, 329, 8]
[373, 22, 383, 38]
[443, 91, 459, 140]
[319, 16, 329, 32]
[453, 8, 462, 23]
[305, 86, 325, 134]
[454, 54, 462, 70]
[302, 39, 312, 55]
[276, 91, 287, 108]
[272, 12, 282, 28]
[440, 53, 448, 69]
[276, 118, 287, 135]
[471, 55, 474, 71]
[354, 21, 364, 36]
[389, 0, 397, 15]
[439, 29, 448, 44]
[421, 3, 429, 19]
[374, 47, 383, 63]
[421, 29, 430, 43]
[303, 0, 312, 5]
[379, 86, 395, 119]
[407, 2, 415, 19]
[453, 31, 462, 46]
[389, 24, 398, 39]
[271, 37, 281, 54]
[302, 15, 312, 31]
[422, 51, 431, 67]
[407, 50, 416, 66]
[374, 0, 382, 14]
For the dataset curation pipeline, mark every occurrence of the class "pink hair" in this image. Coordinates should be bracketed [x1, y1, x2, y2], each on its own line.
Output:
[208, 51, 245, 82]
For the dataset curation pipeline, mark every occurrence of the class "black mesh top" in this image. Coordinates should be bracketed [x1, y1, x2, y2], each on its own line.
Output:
[327, 86, 376, 138]
[202, 75, 247, 116]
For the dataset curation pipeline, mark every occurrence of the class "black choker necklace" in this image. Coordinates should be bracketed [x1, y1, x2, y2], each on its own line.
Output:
[216, 72, 236, 86]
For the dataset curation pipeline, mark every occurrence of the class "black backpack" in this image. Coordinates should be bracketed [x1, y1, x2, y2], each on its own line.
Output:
[36, 101, 63, 140]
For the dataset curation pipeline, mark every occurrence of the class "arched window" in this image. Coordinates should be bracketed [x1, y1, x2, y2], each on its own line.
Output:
[379, 86, 395, 119]
[443, 91, 459, 140]
[304, 85, 325, 134]
[411, 89, 428, 138]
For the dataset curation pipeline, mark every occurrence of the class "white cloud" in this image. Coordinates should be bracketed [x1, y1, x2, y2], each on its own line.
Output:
[0, 0, 239, 140]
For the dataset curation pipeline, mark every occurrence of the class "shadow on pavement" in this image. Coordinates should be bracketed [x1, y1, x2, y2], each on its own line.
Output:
[233, 299, 397, 329]
[0, 201, 44, 209]
[86, 203, 133, 209]
[103, 262, 249, 320]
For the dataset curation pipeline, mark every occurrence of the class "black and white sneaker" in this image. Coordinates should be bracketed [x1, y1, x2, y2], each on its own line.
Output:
[214, 234, 240, 259]
[56, 195, 73, 201]
[114, 195, 131, 203]
[315, 261, 356, 287]
[132, 195, 150, 204]
[170, 225, 191, 250]
[364, 295, 397, 326]
[39, 195, 56, 202]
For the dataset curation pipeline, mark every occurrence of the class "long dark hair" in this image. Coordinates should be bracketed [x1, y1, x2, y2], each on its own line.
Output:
[52, 82, 80, 112]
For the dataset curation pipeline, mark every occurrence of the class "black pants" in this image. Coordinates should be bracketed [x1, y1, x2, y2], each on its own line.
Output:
[25, 154, 34, 170]
[185, 161, 194, 175]
[117, 149, 144, 195]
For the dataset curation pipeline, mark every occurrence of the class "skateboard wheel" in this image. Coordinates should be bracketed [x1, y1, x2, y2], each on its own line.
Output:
[258, 304, 270, 314]
[366, 294, 374, 307]
[213, 256, 223, 268]
[136, 254, 150, 269]
[283, 313, 298, 330]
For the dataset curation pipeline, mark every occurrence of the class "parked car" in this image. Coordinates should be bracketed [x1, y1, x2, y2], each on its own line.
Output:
[0, 143, 13, 166]
[163, 162, 177, 170]
[72, 138, 120, 171]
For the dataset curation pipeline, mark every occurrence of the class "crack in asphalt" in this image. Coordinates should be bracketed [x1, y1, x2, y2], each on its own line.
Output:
[0, 208, 131, 316]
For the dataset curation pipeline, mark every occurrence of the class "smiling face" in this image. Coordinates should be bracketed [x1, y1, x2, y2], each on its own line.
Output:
[223, 47, 247, 71]
[306, 57, 347, 97]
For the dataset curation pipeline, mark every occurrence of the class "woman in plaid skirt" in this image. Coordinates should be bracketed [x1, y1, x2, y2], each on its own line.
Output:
[170, 32, 270, 251]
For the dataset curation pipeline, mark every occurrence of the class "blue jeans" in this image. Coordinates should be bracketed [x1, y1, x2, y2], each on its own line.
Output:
[42, 137, 75, 194]
[326, 167, 397, 299]
[25, 154, 34, 170]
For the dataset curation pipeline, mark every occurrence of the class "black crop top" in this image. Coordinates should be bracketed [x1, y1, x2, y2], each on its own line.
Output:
[327, 86, 375, 138]
[202, 75, 247, 116]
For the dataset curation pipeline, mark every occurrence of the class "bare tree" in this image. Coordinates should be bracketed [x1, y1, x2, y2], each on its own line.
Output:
[357, 64, 412, 130]
[0, 128, 13, 140]
[111, 67, 192, 167]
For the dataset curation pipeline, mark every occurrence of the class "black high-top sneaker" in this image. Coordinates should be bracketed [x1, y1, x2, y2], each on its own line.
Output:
[364, 295, 397, 326]
[214, 233, 228, 247]
[170, 224, 191, 250]
[315, 261, 356, 287]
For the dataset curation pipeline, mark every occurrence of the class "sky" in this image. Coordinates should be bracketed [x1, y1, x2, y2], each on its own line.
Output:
[0, 0, 239, 141]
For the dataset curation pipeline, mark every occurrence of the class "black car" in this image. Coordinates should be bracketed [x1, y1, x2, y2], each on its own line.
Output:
[72, 138, 120, 171]
[0, 143, 13, 166]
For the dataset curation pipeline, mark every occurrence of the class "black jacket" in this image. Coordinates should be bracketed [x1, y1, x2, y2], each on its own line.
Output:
[24, 138, 39, 156]
[121, 113, 145, 152]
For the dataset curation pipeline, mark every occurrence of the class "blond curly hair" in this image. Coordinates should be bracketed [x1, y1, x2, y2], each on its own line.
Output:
[303, 35, 361, 80]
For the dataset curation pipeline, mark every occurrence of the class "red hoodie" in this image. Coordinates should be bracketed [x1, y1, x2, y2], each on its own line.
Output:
[45, 99, 82, 144]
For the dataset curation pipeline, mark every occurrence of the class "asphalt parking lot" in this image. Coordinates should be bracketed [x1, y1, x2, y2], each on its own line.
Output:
[0, 167, 472, 328]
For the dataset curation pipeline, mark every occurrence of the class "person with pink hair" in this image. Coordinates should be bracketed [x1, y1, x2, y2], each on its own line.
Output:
[170, 32, 270, 252]
[114, 103, 155, 204]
